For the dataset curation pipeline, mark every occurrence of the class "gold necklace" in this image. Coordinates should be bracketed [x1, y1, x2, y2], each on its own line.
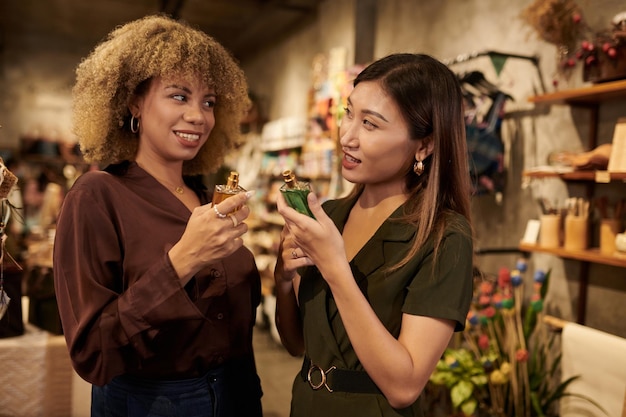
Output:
[136, 162, 184, 195]
[154, 178, 185, 195]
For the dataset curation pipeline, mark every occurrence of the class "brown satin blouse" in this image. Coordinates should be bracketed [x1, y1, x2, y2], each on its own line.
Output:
[53, 162, 261, 387]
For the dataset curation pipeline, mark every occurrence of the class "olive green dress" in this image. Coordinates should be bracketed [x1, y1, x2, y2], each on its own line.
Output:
[290, 196, 473, 417]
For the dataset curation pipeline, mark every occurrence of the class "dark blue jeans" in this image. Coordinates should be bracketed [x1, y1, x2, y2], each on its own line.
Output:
[91, 366, 228, 417]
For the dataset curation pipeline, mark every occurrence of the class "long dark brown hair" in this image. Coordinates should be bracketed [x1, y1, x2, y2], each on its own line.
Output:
[346, 53, 472, 272]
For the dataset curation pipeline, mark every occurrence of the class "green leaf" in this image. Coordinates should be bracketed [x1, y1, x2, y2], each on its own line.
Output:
[540, 270, 551, 299]
[530, 392, 547, 417]
[434, 359, 448, 372]
[549, 354, 561, 378]
[559, 392, 610, 416]
[461, 398, 478, 416]
[542, 375, 580, 408]
[429, 371, 449, 385]
[451, 380, 474, 408]
[524, 306, 537, 340]
[470, 374, 488, 386]
[456, 350, 478, 368]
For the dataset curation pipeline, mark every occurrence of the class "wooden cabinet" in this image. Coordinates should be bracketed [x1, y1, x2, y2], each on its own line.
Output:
[521, 79, 626, 323]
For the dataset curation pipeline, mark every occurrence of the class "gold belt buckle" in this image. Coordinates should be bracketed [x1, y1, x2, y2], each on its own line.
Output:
[307, 363, 337, 392]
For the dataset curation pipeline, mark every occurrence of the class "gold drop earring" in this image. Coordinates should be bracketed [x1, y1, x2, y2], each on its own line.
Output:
[413, 159, 424, 176]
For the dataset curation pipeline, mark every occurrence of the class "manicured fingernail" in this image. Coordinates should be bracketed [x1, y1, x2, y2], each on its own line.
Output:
[245, 190, 256, 199]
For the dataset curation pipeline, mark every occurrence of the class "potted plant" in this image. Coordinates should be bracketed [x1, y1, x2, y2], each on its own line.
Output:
[428, 260, 607, 417]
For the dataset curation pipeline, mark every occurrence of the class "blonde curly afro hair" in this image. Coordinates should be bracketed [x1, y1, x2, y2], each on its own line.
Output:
[73, 14, 249, 175]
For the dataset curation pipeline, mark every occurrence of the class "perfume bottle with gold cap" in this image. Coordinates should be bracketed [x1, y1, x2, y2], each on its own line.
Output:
[280, 169, 314, 218]
[212, 171, 246, 205]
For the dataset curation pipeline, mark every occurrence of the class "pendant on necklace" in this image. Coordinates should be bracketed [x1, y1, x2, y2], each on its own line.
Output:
[175, 186, 184, 194]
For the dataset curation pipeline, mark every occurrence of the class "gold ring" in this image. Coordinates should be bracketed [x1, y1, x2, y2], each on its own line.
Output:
[229, 213, 238, 227]
[291, 250, 298, 259]
[213, 205, 227, 219]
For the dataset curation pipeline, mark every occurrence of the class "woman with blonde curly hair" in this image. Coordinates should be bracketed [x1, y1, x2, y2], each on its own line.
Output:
[53, 14, 263, 417]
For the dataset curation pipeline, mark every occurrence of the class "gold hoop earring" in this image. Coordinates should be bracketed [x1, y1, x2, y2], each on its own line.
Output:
[130, 116, 139, 134]
[413, 160, 424, 176]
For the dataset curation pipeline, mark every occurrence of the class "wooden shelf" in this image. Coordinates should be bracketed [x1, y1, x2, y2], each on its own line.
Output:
[528, 79, 626, 105]
[525, 80, 626, 325]
[519, 243, 626, 268]
[522, 170, 626, 182]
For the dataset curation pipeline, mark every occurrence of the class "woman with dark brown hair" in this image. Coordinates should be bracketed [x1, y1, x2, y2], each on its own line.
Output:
[274, 53, 474, 417]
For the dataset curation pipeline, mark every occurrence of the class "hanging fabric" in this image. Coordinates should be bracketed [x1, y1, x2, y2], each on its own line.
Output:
[443, 51, 544, 201]
[459, 71, 512, 197]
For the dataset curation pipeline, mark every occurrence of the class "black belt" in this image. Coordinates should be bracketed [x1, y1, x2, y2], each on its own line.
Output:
[300, 356, 381, 394]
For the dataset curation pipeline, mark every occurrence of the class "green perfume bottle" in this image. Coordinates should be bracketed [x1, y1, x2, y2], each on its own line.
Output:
[280, 169, 315, 218]
[212, 171, 246, 205]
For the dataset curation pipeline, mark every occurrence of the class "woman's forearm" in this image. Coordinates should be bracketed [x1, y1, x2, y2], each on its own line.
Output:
[274, 278, 304, 356]
[321, 262, 447, 408]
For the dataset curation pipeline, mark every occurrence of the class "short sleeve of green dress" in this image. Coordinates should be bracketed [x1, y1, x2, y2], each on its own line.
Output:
[401, 215, 474, 331]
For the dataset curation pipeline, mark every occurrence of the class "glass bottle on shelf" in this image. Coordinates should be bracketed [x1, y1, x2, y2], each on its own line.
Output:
[212, 171, 246, 205]
[280, 169, 315, 218]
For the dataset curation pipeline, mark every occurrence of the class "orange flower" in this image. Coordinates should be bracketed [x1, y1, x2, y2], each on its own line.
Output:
[478, 334, 490, 350]
[516, 349, 529, 362]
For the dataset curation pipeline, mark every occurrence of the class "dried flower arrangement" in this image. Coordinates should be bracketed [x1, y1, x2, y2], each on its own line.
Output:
[520, 0, 586, 51]
[521, 0, 626, 84]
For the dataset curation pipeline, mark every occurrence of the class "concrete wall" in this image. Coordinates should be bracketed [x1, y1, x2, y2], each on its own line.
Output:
[242, 0, 626, 338]
[243, 0, 356, 122]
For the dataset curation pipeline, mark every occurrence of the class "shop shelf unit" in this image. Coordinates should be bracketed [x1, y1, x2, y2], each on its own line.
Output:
[522, 79, 626, 324]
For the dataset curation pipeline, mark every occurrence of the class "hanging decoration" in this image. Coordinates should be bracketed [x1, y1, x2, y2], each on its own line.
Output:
[442, 50, 541, 80]
[489, 54, 508, 77]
